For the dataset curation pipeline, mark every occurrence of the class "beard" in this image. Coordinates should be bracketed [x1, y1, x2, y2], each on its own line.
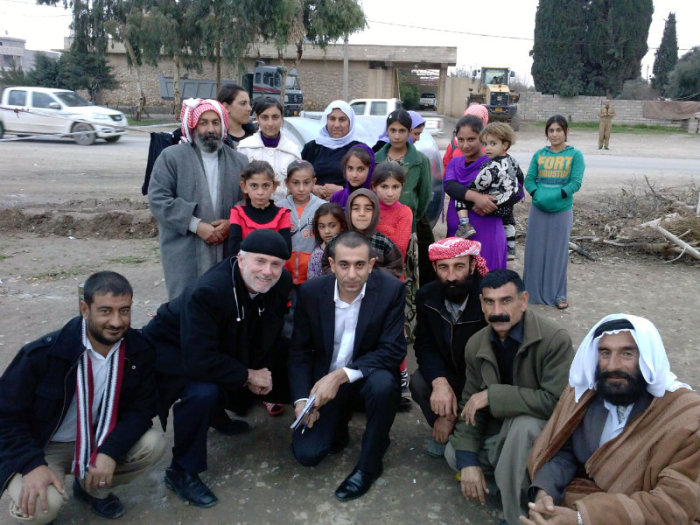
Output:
[442, 275, 474, 304]
[86, 316, 126, 347]
[194, 131, 222, 153]
[595, 365, 647, 406]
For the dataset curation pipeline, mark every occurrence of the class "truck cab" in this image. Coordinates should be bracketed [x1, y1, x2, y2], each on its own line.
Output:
[468, 67, 520, 130]
[246, 65, 303, 116]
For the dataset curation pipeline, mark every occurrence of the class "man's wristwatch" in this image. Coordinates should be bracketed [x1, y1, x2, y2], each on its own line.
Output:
[577, 511, 583, 525]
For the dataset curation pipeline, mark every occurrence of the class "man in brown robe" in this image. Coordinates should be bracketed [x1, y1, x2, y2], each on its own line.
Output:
[522, 314, 700, 525]
[597, 98, 615, 150]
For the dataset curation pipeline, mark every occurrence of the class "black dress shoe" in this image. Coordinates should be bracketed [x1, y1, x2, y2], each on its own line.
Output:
[397, 396, 413, 412]
[72, 478, 125, 519]
[334, 465, 383, 501]
[210, 410, 252, 436]
[164, 466, 218, 508]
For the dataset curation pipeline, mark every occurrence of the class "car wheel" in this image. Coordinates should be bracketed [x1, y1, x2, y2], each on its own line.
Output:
[104, 136, 121, 143]
[72, 122, 96, 146]
[0, 121, 4, 139]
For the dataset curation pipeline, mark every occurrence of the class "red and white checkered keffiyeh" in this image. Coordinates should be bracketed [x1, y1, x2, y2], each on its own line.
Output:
[179, 98, 229, 143]
[428, 237, 489, 276]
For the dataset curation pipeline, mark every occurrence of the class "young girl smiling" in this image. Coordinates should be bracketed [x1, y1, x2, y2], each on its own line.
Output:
[228, 160, 291, 256]
[306, 203, 347, 280]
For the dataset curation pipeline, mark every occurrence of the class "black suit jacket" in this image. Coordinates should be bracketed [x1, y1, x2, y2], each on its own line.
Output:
[289, 271, 407, 402]
[142, 257, 292, 422]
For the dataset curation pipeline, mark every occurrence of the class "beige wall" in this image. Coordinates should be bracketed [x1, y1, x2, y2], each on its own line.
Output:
[442, 77, 480, 118]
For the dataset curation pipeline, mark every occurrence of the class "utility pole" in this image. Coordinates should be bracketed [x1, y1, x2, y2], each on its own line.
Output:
[342, 34, 349, 101]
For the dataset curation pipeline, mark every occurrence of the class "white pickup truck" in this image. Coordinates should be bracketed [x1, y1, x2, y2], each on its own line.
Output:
[0, 86, 127, 145]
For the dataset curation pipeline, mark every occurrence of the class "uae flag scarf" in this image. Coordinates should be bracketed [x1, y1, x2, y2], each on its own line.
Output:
[73, 321, 126, 479]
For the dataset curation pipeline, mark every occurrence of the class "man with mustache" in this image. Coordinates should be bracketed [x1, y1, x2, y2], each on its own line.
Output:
[409, 237, 488, 457]
[446, 269, 573, 525]
[0, 272, 165, 523]
[148, 98, 247, 299]
[141, 230, 292, 508]
[522, 314, 700, 525]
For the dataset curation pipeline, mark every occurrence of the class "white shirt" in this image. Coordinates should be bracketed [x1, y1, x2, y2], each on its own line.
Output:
[188, 148, 220, 233]
[52, 321, 122, 443]
[331, 281, 366, 383]
[599, 401, 633, 447]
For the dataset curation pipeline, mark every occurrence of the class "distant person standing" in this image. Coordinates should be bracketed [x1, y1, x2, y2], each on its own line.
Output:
[597, 98, 615, 150]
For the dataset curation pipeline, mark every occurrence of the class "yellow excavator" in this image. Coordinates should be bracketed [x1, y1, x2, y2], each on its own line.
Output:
[467, 67, 520, 131]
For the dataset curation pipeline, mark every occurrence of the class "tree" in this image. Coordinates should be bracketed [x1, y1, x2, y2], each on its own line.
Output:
[266, 0, 366, 103]
[651, 12, 678, 97]
[531, 0, 585, 96]
[38, 0, 118, 102]
[143, 0, 209, 113]
[28, 53, 62, 87]
[0, 60, 29, 86]
[667, 47, 700, 101]
[531, 0, 653, 97]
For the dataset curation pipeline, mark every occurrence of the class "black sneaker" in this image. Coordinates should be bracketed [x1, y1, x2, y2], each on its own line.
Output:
[73, 478, 125, 519]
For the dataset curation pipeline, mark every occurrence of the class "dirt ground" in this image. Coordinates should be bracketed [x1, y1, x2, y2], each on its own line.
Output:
[0, 123, 698, 524]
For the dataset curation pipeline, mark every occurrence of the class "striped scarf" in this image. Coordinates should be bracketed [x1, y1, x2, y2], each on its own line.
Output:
[73, 323, 126, 479]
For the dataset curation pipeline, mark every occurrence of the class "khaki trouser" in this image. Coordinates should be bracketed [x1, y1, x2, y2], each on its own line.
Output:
[7, 428, 165, 524]
[445, 415, 547, 525]
[598, 119, 612, 148]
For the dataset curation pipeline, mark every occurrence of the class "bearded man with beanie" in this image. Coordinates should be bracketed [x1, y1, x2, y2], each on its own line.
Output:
[148, 98, 248, 299]
[142, 230, 293, 509]
[445, 269, 573, 525]
[409, 238, 488, 458]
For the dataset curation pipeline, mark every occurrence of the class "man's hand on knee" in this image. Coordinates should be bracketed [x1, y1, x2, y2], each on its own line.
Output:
[430, 378, 458, 418]
[85, 453, 117, 492]
[18, 465, 65, 517]
[310, 369, 348, 409]
[460, 466, 489, 505]
[432, 415, 456, 444]
[246, 368, 273, 395]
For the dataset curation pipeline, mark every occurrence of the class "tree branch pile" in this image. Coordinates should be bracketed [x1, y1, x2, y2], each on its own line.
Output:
[570, 179, 700, 263]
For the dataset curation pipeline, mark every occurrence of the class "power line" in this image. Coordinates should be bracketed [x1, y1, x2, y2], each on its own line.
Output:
[366, 19, 694, 52]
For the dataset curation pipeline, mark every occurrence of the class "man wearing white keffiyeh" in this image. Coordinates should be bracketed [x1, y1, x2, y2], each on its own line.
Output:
[0, 272, 165, 524]
[523, 313, 700, 525]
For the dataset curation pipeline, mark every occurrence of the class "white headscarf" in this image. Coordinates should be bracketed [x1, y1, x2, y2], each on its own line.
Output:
[569, 313, 691, 402]
[316, 100, 356, 149]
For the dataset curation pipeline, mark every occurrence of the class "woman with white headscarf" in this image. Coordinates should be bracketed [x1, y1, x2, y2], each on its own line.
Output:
[301, 100, 362, 200]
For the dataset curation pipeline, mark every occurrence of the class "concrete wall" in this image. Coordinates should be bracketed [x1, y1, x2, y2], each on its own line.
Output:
[442, 77, 480, 118]
[518, 92, 678, 126]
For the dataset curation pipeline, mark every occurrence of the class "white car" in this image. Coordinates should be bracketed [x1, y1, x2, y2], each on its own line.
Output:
[0, 86, 127, 145]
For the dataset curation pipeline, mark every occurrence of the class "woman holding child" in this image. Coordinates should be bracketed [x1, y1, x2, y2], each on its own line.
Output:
[443, 115, 507, 270]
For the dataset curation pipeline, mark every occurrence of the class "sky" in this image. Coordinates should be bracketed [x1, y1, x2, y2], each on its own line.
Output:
[1, 0, 698, 86]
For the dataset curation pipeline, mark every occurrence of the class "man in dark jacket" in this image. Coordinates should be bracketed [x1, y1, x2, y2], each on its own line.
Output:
[289, 231, 407, 501]
[409, 237, 488, 457]
[0, 272, 165, 524]
[142, 229, 292, 509]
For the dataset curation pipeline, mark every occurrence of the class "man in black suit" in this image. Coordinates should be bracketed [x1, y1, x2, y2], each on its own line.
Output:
[289, 231, 407, 501]
[142, 229, 292, 509]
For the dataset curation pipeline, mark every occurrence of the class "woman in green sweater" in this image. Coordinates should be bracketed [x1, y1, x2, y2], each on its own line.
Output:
[523, 115, 585, 309]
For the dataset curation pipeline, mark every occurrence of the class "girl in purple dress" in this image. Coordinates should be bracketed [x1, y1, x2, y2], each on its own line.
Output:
[443, 116, 507, 270]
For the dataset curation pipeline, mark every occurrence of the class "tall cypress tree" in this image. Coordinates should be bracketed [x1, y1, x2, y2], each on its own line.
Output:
[531, 0, 585, 96]
[531, 0, 653, 96]
[652, 12, 678, 97]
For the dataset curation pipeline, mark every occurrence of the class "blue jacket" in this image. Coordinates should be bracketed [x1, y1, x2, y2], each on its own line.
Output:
[0, 317, 157, 491]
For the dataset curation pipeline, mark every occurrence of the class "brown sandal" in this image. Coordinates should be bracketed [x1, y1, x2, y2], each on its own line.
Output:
[556, 299, 569, 310]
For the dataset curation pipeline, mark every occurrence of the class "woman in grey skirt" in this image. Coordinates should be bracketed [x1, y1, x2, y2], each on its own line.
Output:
[523, 115, 585, 309]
